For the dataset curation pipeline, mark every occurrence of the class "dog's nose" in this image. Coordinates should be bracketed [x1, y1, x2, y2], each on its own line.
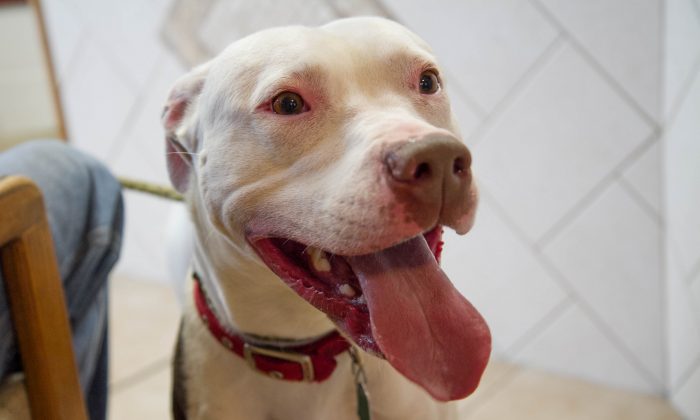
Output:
[383, 134, 472, 228]
[385, 136, 471, 188]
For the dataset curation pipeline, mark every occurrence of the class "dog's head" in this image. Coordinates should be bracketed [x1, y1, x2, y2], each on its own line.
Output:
[163, 17, 490, 401]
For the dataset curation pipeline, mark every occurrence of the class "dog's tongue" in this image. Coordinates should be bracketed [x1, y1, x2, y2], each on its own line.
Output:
[347, 235, 491, 401]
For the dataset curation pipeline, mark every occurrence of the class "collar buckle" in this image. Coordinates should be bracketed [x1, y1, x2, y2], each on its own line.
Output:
[243, 342, 315, 382]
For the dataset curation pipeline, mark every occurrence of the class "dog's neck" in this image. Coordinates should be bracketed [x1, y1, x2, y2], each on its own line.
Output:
[187, 188, 335, 340]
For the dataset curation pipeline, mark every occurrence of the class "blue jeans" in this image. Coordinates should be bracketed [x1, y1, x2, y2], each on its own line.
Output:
[0, 140, 123, 420]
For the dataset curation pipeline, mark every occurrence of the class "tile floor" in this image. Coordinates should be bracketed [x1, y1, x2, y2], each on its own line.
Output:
[107, 275, 681, 420]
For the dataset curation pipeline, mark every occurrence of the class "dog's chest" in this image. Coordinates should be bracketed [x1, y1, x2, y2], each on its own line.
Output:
[178, 307, 458, 420]
[179, 309, 358, 420]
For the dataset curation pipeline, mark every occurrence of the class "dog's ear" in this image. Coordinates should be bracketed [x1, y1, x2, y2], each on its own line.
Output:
[162, 62, 210, 193]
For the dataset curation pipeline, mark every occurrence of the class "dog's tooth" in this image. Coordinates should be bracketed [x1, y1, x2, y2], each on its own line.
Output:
[339, 283, 356, 298]
[308, 247, 331, 272]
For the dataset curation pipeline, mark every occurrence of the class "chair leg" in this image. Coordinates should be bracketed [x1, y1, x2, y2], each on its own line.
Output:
[1, 177, 87, 420]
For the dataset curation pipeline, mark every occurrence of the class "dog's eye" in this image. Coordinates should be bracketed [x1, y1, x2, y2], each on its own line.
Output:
[419, 70, 440, 94]
[272, 92, 305, 115]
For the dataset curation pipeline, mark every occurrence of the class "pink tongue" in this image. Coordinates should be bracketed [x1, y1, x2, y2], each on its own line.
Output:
[348, 235, 491, 401]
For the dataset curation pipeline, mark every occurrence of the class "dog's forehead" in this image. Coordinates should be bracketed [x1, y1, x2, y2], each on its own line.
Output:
[211, 17, 435, 84]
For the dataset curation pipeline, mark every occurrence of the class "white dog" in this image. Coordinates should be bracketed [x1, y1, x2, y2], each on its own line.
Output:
[163, 17, 491, 420]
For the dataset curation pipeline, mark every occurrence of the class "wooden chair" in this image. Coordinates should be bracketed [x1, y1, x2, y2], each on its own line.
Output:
[0, 176, 88, 420]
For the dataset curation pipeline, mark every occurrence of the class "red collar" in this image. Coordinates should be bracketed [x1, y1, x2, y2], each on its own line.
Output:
[193, 273, 351, 382]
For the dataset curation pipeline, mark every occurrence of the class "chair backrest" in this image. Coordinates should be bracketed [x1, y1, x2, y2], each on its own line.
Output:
[0, 176, 87, 420]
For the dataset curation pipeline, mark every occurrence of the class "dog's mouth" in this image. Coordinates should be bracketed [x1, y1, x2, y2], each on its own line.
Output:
[249, 226, 491, 401]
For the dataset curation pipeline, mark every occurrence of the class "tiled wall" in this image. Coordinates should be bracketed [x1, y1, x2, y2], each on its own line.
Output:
[39, 0, 699, 416]
[665, 0, 700, 417]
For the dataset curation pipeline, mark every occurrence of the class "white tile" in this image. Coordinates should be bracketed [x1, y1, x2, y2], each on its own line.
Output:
[107, 51, 187, 288]
[671, 363, 700, 420]
[382, 0, 559, 112]
[667, 254, 700, 388]
[539, 0, 662, 121]
[515, 304, 659, 394]
[665, 68, 700, 275]
[543, 182, 664, 384]
[621, 142, 662, 215]
[109, 137, 165, 184]
[442, 196, 568, 354]
[63, 0, 167, 89]
[146, 0, 175, 23]
[446, 84, 482, 145]
[109, 50, 185, 186]
[113, 190, 179, 284]
[41, 0, 85, 82]
[664, 0, 700, 115]
[475, 43, 652, 241]
[62, 38, 137, 161]
[198, 0, 337, 54]
[196, 0, 242, 54]
[692, 272, 700, 327]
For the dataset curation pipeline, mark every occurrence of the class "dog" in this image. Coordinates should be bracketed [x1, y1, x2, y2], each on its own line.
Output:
[163, 17, 491, 420]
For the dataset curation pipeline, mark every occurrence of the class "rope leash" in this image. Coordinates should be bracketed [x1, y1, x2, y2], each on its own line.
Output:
[118, 177, 183, 201]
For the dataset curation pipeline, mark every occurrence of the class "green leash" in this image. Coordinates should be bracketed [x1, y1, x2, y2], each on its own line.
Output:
[349, 347, 372, 420]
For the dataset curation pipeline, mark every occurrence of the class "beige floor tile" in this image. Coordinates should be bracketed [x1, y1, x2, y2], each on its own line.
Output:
[108, 366, 172, 420]
[464, 365, 680, 420]
[109, 274, 181, 385]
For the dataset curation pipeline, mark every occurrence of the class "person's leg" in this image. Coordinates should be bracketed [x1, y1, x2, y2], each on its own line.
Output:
[0, 140, 123, 420]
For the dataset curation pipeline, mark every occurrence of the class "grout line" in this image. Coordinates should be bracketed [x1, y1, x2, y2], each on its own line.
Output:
[454, 145, 666, 390]
[59, 31, 87, 88]
[534, 253, 667, 391]
[109, 355, 172, 394]
[659, 0, 670, 394]
[668, 237, 699, 287]
[672, 353, 700, 392]
[505, 297, 573, 356]
[58, 0, 141, 92]
[49, 0, 86, 88]
[665, 53, 700, 125]
[57, 30, 88, 90]
[671, 270, 700, 371]
[467, 35, 566, 147]
[528, 0, 660, 130]
[479, 189, 540, 248]
[487, 178, 666, 390]
[535, 133, 659, 250]
[686, 258, 700, 284]
[616, 175, 663, 227]
[691, 0, 700, 27]
[445, 72, 489, 119]
[104, 51, 169, 162]
[53, 31, 88, 139]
